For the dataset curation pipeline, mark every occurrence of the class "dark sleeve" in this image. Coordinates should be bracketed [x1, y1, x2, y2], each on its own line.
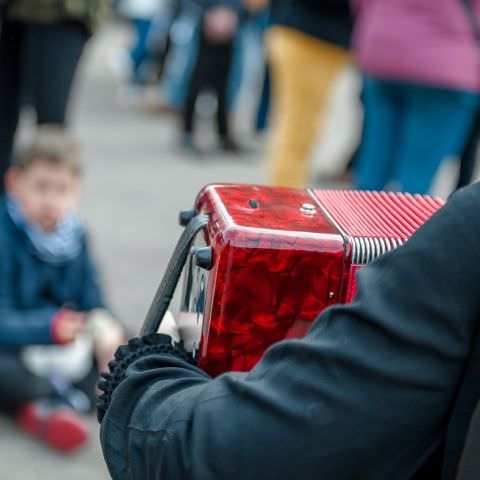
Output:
[0, 233, 57, 346]
[78, 234, 105, 311]
[99, 184, 480, 480]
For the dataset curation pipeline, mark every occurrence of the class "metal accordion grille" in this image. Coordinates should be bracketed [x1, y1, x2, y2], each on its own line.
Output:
[311, 189, 445, 265]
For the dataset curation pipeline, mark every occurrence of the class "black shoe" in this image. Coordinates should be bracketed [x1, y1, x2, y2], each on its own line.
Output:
[220, 137, 241, 153]
[182, 134, 203, 156]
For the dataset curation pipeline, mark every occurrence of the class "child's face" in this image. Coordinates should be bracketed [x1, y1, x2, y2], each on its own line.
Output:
[7, 159, 82, 232]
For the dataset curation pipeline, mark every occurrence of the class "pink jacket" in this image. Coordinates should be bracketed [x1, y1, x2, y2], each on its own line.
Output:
[351, 0, 480, 92]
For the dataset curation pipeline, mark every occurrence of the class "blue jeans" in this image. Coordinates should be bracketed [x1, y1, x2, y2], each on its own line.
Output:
[354, 76, 480, 194]
[130, 18, 152, 83]
[160, 8, 199, 107]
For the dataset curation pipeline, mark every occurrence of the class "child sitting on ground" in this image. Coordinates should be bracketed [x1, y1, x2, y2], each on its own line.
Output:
[0, 126, 125, 453]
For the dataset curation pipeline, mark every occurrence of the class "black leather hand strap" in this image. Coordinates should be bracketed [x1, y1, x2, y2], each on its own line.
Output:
[140, 213, 209, 336]
[97, 214, 209, 423]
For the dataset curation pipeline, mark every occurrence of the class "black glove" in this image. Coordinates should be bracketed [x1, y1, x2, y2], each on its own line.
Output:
[97, 334, 194, 423]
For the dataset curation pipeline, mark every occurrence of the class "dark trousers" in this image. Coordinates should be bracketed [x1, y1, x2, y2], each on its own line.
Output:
[0, 20, 87, 191]
[456, 107, 480, 189]
[183, 29, 234, 140]
[255, 65, 270, 133]
[0, 351, 54, 414]
[0, 351, 98, 414]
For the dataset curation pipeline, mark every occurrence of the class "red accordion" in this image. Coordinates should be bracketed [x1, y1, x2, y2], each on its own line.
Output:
[177, 184, 444, 377]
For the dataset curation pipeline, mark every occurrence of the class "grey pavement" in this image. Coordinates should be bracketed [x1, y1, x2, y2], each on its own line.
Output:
[0, 23, 265, 480]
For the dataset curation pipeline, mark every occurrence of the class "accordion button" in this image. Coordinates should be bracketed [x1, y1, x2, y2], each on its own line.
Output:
[179, 209, 196, 226]
[195, 247, 213, 270]
[300, 203, 316, 215]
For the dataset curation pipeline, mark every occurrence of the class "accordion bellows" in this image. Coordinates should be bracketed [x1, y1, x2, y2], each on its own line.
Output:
[314, 189, 443, 264]
[179, 184, 444, 377]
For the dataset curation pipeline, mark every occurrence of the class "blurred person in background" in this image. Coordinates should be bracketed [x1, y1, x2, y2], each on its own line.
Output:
[0, 0, 105, 194]
[457, 105, 480, 189]
[113, 0, 172, 99]
[0, 127, 125, 453]
[146, 0, 198, 113]
[146, 0, 178, 84]
[265, 0, 353, 188]
[182, 2, 241, 153]
[352, 0, 480, 194]
[147, 0, 253, 126]
[237, 1, 270, 135]
[114, 0, 158, 85]
[238, 0, 271, 136]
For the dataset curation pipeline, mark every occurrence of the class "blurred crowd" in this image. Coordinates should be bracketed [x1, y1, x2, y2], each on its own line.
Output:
[1, 0, 480, 458]
[3, 0, 480, 194]
[105, 0, 480, 193]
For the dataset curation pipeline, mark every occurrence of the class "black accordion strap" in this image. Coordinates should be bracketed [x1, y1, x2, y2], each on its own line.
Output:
[455, 399, 480, 480]
[140, 213, 209, 337]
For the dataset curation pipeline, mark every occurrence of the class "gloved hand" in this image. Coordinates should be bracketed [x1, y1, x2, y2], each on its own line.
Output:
[96, 314, 195, 424]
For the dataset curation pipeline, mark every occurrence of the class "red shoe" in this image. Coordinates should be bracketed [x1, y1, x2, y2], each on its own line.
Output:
[16, 402, 89, 453]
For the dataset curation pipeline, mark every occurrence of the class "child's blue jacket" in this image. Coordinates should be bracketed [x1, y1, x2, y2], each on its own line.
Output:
[0, 199, 104, 347]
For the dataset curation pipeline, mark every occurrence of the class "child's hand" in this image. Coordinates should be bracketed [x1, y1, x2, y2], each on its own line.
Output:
[52, 310, 86, 345]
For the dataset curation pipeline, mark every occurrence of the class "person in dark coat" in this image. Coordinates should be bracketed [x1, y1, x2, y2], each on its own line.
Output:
[99, 177, 480, 478]
[182, 0, 242, 153]
[0, 0, 105, 193]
